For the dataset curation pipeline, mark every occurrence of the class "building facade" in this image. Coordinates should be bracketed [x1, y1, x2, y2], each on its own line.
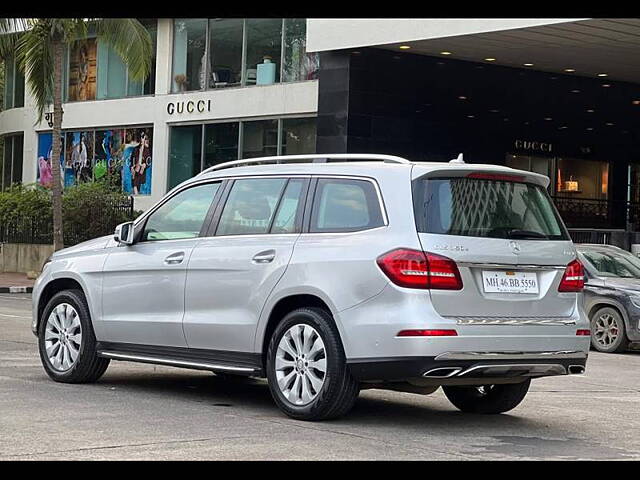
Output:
[2, 18, 640, 240]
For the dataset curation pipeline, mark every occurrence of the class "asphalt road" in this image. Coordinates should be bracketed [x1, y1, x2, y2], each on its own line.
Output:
[1, 293, 639, 461]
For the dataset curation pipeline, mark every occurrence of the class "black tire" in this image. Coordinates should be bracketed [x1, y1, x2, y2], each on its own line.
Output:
[443, 379, 531, 414]
[266, 307, 359, 421]
[38, 289, 110, 383]
[590, 306, 629, 353]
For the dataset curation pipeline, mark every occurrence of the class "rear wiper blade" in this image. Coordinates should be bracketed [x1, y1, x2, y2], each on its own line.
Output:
[507, 229, 548, 239]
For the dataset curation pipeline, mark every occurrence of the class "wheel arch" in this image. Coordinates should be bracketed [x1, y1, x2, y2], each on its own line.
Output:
[257, 293, 344, 371]
[588, 300, 630, 331]
[36, 277, 87, 333]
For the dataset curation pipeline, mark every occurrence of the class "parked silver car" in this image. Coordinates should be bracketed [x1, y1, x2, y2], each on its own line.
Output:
[32, 154, 590, 420]
[577, 244, 640, 353]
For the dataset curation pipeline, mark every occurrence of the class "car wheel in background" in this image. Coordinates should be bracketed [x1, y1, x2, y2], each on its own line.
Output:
[590, 306, 629, 353]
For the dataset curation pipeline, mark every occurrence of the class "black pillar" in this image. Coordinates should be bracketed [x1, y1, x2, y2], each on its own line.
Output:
[315, 51, 351, 154]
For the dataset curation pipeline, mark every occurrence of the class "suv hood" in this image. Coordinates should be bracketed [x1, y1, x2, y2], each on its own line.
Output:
[52, 235, 112, 258]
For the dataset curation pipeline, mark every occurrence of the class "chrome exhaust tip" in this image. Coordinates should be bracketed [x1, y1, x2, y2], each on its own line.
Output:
[422, 367, 462, 378]
[568, 365, 585, 375]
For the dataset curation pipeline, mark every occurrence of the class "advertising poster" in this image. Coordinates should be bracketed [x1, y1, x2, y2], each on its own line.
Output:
[68, 38, 97, 101]
[64, 131, 95, 187]
[36, 133, 65, 189]
[37, 127, 152, 195]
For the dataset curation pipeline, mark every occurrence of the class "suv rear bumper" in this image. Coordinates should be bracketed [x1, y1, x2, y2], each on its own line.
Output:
[347, 350, 588, 381]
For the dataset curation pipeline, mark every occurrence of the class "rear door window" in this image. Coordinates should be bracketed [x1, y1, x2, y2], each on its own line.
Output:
[216, 178, 287, 236]
[310, 178, 384, 233]
[413, 176, 569, 240]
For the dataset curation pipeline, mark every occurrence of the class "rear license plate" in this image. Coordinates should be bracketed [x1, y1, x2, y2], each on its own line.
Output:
[482, 270, 539, 294]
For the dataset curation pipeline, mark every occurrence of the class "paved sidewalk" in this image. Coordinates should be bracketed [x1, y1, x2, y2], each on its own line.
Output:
[0, 272, 35, 293]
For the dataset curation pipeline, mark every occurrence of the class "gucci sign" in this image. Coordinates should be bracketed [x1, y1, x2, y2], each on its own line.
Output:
[167, 99, 212, 115]
[514, 139, 552, 153]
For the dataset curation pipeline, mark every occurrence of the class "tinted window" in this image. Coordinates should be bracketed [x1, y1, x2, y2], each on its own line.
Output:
[271, 179, 305, 234]
[217, 178, 287, 235]
[413, 177, 568, 240]
[310, 178, 384, 233]
[581, 250, 640, 278]
[142, 183, 219, 241]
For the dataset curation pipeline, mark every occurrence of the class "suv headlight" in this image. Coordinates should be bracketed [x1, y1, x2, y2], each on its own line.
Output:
[629, 295, 640, 309]
[41, 255, 52, 271]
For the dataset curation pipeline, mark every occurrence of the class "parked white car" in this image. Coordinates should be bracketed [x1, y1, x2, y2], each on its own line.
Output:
[32, 154, 590, 420]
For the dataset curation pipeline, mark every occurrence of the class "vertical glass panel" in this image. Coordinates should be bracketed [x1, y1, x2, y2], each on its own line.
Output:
[123, 127, 153, 195]
[97, 42, 127, 99]
[4, 57, 15, 109]
[204, 122, 239, 169]
[217, 178, 287, 235]
[281, 117, 316, 155]
[3, 137, 13, 189]
[11, 134, 23, 184]
[169, 125, 202, 189]
[13, 64, 24, 108]
[208, 19, 243, 89]
[283, 19, 319, 82]
[242, 120, 278, 159]
[172, 19, 207, 92]
[245, 19, 282, 86]
[140, 19, 158, 95]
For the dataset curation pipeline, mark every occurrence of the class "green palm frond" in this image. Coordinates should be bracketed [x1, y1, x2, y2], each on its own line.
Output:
[15, 20, 54, 121]
[0, 18, 28, 59]
[96, 18, 152, 82]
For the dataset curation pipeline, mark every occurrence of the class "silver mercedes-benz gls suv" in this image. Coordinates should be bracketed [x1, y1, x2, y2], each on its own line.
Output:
[32, 154, 590, 420]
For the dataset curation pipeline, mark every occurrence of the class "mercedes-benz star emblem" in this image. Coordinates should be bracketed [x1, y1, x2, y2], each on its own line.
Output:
[510, 241, 521, 254]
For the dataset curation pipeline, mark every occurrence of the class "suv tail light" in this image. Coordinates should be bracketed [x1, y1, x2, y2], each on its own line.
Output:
[376, 248, 463, 290]
[558, 259, 585, 292]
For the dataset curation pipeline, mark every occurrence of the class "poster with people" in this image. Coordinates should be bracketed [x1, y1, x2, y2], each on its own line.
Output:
[36, 133, 65, 189]
[37, 126, 152, 195]
[68, 39, 97, 102]
[64, 131, 95, 187]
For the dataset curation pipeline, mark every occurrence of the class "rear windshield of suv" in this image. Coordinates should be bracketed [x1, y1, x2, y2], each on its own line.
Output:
[413, 176, 569, 240]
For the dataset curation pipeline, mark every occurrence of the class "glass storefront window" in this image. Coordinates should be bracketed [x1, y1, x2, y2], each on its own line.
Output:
[244, 19, 282, 85]
[168, 116, 315, 188]
[242, 120, 278, 158]
[556, 157, 609, 200]
[281, 117, 317, 155]
[168, 125, 202, 190]
[1, 134, 24, 190]
[2, 57, 25, 110]
[208, 19, 243, 89]
[172, 19, 207, 92]
[283, 19, 319, 82]
[204, 122, 239, 169]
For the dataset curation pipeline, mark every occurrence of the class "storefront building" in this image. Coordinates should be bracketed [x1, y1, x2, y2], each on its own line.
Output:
[307, 18, 640, 239]
[2, 18, 640, 241]
[0, 18, 319, 211]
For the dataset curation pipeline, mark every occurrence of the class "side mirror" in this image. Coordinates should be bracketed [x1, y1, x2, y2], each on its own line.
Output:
[114, 221, 135, 245]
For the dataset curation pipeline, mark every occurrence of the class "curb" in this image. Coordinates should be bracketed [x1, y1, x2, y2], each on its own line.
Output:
[0, 286, 33, 294]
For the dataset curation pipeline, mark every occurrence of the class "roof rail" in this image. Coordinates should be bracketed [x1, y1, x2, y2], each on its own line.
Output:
[197, 153, 412, 176]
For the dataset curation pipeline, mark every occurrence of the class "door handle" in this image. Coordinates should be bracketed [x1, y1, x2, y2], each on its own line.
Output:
[164, 252, 185, 265]
[252, 249, 276, 264]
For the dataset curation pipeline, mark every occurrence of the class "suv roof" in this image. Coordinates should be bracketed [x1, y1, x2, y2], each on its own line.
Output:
[192, 153, 550, 188]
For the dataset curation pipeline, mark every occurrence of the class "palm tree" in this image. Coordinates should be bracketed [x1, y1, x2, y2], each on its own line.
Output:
[0, 18, 152, 251]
